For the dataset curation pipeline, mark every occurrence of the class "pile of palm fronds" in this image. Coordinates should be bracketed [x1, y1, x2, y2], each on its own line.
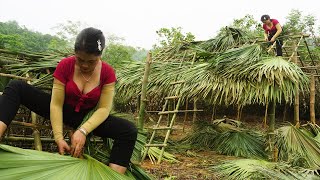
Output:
[211, 159, 319, 180]
[181, 119, 267, 159]
[201, 123, 320, 179]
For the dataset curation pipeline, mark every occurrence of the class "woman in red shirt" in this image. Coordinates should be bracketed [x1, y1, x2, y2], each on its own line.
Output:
[261, 14, 283, 56]
[0, 27, 137, 174]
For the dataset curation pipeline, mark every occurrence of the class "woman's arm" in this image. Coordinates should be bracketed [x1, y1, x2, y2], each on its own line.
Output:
[50, 78, 65, 142]
[264, 32, 269, 41]
[271, 24, 282, 41]
[80, 82, 115, 133]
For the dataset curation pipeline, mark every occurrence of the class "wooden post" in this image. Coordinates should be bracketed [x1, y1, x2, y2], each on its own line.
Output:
[138, 52, 152, 130]
[310, 74, 316, 124]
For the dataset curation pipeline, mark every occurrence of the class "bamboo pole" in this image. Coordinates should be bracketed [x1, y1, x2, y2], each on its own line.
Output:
[268, 100, 277, 162]
[292, 42, 300, 127]
[26, 73, 42, 151]
[310, 74, 316, 124]
[263, 102, 268, 128]
[236, 104, 243, 121]
[31, 112, 42, 151]
[0, 73, 34, 81]
[182, 99, 188, 132]
[282, 103, 287, 122]
[192, 98, 197, 123]
[138, 52, 152, 130]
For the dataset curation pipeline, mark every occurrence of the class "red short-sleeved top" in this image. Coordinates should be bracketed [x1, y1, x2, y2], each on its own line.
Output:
[53, 56, 116, 112]
[263, 19, 280, 35]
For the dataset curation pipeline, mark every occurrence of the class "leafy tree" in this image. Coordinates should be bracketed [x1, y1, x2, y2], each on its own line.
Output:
[51, 20, 87, 48]
[229, 14, 262, 36]
[0, 20, 68, 52]
[153, 27, 195, 49]
[284, 9, 317, 35]
[103, 43, 147, 68]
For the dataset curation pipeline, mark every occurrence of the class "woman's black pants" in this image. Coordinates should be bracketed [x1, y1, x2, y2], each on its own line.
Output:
[268, 34, 283, 56]
[0, 80, 137, 167]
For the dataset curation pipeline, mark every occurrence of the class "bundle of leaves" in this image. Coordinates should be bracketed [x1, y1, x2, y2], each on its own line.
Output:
[181, 121, 219, 150]
[210, 159, 319, 180]
[182, 119, 267, 159]
[213, 129, 267, 159]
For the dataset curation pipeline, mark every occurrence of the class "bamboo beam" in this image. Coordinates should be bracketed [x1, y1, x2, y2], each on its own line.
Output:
[3, 136, 103, 143]
[10, 120, 73, 131]
[0, 73, 34, 81]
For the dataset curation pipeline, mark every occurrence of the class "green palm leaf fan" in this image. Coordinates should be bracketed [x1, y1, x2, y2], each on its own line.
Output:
[0, 144, 133, 180]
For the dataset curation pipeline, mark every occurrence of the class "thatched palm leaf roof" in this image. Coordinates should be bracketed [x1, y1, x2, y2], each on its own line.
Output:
[116, 43, 308, 106]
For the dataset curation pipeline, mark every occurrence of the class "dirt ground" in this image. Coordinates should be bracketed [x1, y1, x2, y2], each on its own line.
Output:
[141, 150, 238, 180]
[139, 115, 263, 180]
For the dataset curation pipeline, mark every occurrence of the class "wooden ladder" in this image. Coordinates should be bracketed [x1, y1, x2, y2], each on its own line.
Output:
[141, 80, 185, 164]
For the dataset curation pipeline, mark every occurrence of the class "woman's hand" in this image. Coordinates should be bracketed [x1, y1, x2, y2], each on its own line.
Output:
[56, 139, 71, 155]
[70, 130, 86, 158]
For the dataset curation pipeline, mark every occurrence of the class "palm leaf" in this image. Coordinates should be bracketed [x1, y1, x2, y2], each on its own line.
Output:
[0, 144, 133, 180]
[276, 125, 320, 169]
[213, 129, 267, 159]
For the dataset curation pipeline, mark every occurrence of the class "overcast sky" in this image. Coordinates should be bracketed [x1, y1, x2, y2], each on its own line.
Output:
[0, 0, 319, 49]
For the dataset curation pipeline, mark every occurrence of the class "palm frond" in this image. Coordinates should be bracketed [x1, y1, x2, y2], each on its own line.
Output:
[143, 147, 179, 164]
[210, 159, 319, 180]
[213, 129, 267, 159]
[276, 125, 320, 169]
[0, 144, 133, 180]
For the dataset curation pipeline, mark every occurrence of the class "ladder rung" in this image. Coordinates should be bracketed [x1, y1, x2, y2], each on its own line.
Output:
[170, 81, 185, 85]
[165, 96, 180, 100]
[158, 110, 203, 115]
[152, 126, 172, 130]
[158, 110, 179, 115]
[145, 143, 167, 147]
